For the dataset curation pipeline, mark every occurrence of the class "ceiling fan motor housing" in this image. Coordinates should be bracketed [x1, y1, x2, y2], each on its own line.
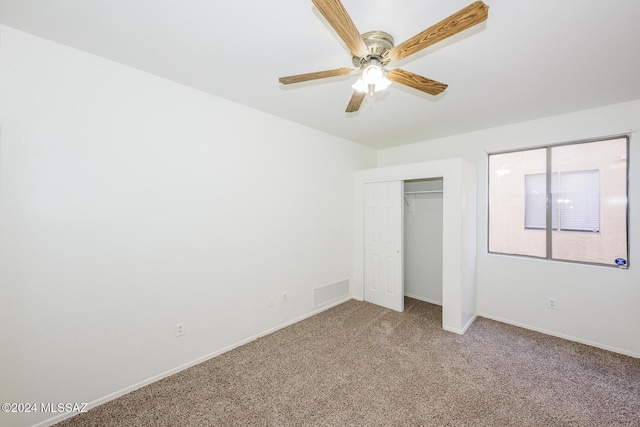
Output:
[352, 31, 394, 68]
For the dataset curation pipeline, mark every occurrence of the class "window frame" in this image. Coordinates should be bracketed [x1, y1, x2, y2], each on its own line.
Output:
[487, 135, 630, 268]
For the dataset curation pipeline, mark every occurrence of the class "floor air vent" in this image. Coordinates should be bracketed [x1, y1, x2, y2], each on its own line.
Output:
[313, 279, 349, 308]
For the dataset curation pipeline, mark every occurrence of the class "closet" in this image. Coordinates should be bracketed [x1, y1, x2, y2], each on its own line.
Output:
[404, 178, 443, 305]
[353, 157, 476, 333]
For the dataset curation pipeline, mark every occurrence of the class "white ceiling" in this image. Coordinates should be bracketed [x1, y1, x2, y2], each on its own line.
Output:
[1, 0, 639, 149]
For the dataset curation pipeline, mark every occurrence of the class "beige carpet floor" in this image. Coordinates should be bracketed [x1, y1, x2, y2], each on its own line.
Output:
[55, 298, 640, 426]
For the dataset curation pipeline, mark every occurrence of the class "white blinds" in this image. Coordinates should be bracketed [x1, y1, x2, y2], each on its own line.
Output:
[557, 170, 600, 232]
[525, 170, 599, 232]
[524, 173, 547, 229]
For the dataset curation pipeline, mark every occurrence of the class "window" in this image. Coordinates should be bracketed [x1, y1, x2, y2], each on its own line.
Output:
[488, 136, 629, 267]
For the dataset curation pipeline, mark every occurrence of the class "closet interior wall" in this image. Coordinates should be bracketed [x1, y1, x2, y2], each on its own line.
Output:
[404, 178, 444, 305]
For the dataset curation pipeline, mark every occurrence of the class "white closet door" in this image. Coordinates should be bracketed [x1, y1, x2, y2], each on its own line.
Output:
[364, 181, 403, 312]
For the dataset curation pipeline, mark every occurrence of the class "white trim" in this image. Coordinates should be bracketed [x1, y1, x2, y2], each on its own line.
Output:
[34, 297, 353, 427]
[443, 314, 478, 335]
[404, 293, 442, 306]
[258, 296, 351, 337]
[477, 312, 640, 359]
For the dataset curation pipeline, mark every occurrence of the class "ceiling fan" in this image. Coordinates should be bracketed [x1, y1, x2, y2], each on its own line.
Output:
[279, 0, 489, 112]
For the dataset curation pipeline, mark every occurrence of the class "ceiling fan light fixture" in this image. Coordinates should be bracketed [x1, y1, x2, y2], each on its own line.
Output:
[352, 57, 392, 94]
[351, 78, 368, 93]
[375, 75, 392, 91]
[352, 74, 391, 95]
[362, 60, 384, 85]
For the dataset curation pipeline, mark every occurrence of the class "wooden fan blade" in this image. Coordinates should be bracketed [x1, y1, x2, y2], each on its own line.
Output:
[312, 0, 368, 57]
[389, 1, 489, 61]
[387, 69, 448, 95]
[346, 90, 366, 112]
[279, 68, 352, 84]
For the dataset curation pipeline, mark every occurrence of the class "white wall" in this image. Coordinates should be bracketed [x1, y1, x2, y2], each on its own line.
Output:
[0, 26, 376, 427]
[403, 180, 443, 305]
[378, 99, 640, 357]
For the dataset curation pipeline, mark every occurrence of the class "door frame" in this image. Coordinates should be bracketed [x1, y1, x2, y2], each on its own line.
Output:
[353, 158, 477, 334]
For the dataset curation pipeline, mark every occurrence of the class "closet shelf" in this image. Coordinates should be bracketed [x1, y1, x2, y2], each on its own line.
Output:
[404, 190, 443, 194]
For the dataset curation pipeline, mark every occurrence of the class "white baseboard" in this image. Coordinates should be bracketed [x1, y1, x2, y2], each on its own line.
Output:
[404, 293, 442, 306]
[257, 296, 351, 338]
[35, 296, 353, 427]
[443, 314, 477, 335]
[477, 312, 640, 359]
[460, 314, 478, 334]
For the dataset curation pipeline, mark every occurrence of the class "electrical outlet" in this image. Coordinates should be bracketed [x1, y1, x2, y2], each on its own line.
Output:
[176, 322, 186, 337]
[281, 292, 288, 303]
[268, 296, 275, 307]
[547, 298, 558, 310]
